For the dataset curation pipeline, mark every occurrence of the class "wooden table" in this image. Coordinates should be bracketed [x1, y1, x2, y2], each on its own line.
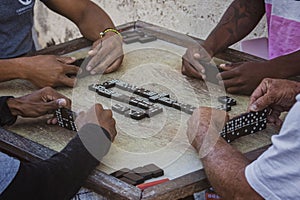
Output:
[0, 21, 279, 200]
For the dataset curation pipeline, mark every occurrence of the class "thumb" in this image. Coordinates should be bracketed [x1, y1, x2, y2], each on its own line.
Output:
[42, 98, 67, 114]
[56, 98, 67, 108]
[249, 95, 271, 112]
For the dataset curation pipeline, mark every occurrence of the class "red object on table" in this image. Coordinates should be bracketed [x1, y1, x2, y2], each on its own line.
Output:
[136, 178, 170, 190]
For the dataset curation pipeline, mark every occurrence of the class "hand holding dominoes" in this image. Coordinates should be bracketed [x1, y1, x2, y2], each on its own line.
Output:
[249, 78, 300, 126]
[7, 87, 70, 124]
[56, 104, 117, 141]
[187, 106, 268, 149]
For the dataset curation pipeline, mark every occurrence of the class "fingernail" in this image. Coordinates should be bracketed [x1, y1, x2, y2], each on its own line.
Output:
[219, 64, 226, 67]
[250, 104, 258, 111]
[88, 50, 94, 55]
[91, 70, 96, 75]
[71, 57, 76, 60]
[201, 69, 205, 73]
[57, 99, 66, 107]
[86, 66, 92, 71]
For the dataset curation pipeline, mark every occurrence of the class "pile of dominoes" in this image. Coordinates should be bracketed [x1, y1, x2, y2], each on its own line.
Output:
[220, 108, 268, 143]
[110, 164, 164, 186]
[121, 30, 157, 44]
[89, 79, 197, 120]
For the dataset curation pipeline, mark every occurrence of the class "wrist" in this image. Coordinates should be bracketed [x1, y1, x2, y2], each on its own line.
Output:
[11, 57, 32, 80]
[100, 28, 122, 43]
[202, 41, 217, 58]
[197, 125, 221, 158]
[7, 98, 23, 116]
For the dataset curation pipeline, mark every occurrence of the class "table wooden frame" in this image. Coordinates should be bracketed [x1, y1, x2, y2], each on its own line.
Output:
[0, 21, 269, 200]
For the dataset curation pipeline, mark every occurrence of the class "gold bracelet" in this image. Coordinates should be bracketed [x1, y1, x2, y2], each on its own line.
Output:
[99, 28, 122, 39]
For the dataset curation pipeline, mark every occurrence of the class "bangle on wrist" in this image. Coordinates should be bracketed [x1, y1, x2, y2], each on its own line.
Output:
[99, 28, 122, 40]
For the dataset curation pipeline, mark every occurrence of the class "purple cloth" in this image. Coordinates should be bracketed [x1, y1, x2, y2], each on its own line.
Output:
[265, 0, 300, 59]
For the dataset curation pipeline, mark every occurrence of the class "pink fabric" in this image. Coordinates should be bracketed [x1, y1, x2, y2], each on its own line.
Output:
[265, 2, 300, 59]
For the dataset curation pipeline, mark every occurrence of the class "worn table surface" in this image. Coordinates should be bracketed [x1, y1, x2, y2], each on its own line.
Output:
[1, 38, 279, 183]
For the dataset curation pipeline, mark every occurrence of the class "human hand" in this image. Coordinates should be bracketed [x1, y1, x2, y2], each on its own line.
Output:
[75, 104, 117, 141]
[187, 107, 228, 155]
[21, 55, 79, 88]
[7, 87, 71, 123]
[248, 78, 300, 126]
[86, 32, 124, 75]
[218, 61, 279, 95]
[182, 45, 212, 80]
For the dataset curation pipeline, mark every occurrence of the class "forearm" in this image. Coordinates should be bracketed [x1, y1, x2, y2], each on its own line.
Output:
[45, 0, 115, 42]
[1, 124, 111, 199]
[203, 0, 265, 56]
[201, 137, 262, 199]
[76, 2, 115, 41]
[266, 50, 300, 78]
[0, 58, 26, 82]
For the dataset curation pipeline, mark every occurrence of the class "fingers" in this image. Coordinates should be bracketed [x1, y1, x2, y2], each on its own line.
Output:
[59, 76, 77, 88]
[248, 80, 269, 111]
[182, 60, 205, 79]
[94, 104, 117, 141]
[63, 65, 80, 74]
[104, 56, 123, 74]
[90, 51, 121, 74]
[218, 63, 234, 71]
[56, 56, 76, 64]
[41, 87, 72, 108]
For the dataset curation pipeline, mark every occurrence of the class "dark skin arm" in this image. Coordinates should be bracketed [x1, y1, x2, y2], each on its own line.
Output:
[218, 50, 300, 95]
[7, 87, 71, 124]
[44, 0, 124, 75]
[0, 56, 79, 88]
[0, 0, 122, 88]
[187, 107, 263, 199]
[203, 0, 265, 56]
[182, 0, 265, 78]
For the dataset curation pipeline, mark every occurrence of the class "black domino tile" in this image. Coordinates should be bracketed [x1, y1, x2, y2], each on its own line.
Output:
[101, 80, 119, 89]
[88, 84, 105, 92]
[215, 104, 231, 112]
[157, 97, 176, 107]
[218, 96, 237, 106]
[138, 35, 157, 43]
[110, 168, 131, 178]
[112, 104, 130, 115]
[129, 98, 139, 106]
[121, 30, 145, 38]
[55, 108, 78, 131]
[96, 88, 114, 98]
[123, 36, 141, 44]
[143, 164, 164, 178]
[146, 106, 163, 118]
[124, 110, 146, 120]
[115, 81, 129, 90]
[142, 91, 158, 98]
[137, 102, 150, 110]
[134, 88, 146, 96]
[132, 167, 153, 180]
[122, 172, 145, 185]
[119, 177, 138, 186]
[220, 109, 268, 143]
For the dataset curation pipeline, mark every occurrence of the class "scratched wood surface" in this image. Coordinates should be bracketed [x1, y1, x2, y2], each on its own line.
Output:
[0, 39, 279, 181]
